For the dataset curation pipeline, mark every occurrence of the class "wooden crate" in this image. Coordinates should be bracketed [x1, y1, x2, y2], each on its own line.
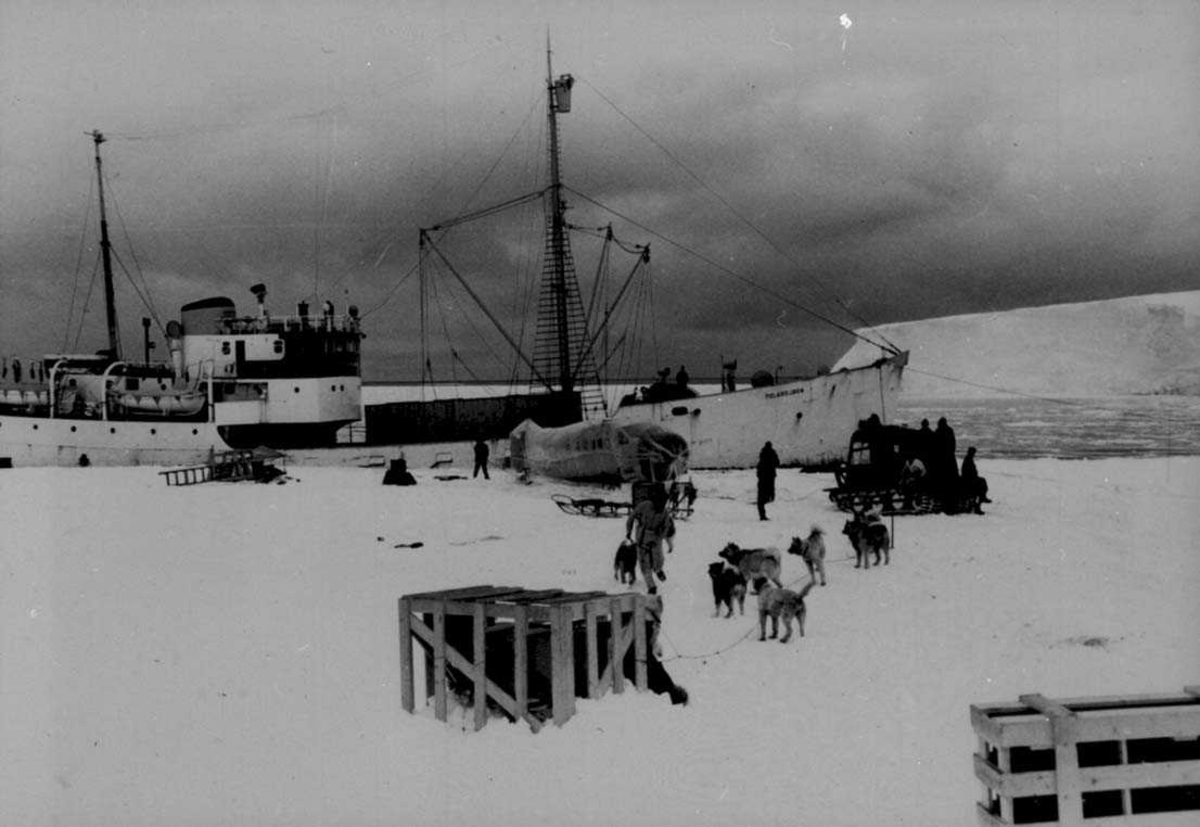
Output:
[971, 687, 1200, 826]
[399, 586, 663, 732]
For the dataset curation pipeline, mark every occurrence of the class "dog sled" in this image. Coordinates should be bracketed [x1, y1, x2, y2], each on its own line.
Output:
[824, 422, 984, 516]
[552, 494, 633, 518]
[552, 479, 697, 520]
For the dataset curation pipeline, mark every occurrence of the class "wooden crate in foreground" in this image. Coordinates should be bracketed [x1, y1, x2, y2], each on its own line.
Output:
[971, 687, 1200, 826]
[399, 586, 663, 732]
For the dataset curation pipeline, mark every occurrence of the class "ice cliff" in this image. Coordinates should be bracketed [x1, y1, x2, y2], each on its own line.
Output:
[834, 291, 1200, 398]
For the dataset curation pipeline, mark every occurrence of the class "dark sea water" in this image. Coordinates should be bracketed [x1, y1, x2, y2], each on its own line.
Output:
[895, 396, 1200, 460]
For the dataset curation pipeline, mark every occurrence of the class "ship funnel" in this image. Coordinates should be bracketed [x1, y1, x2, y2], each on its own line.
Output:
[250, 283, 268, 316]
[165, 319, 184, 378]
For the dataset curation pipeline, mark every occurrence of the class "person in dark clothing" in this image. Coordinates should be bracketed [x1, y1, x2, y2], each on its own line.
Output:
[916, 418, 935, 475]
[382, 456, 416, 486]
[931, 417, 958, 493]
[675, 365, 690, 387]
[756, 441, 780, 521]
[472, 438, 490, 479]
[960, 446, 990, 512]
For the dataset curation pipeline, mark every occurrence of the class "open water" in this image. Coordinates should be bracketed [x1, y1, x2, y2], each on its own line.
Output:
[896, 395, 1200, 460]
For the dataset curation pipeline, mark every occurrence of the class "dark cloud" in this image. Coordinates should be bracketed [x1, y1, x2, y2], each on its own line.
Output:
[2, 1, 1198, 381]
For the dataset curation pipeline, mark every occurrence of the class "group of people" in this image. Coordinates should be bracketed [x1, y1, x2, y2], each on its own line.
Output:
[896, 417, 990, 512]
[621, 365, 696, 406]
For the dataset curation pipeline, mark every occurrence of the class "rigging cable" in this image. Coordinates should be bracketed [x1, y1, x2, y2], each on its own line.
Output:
[71, 255, 103, 353]
[564, 185, 895, 354]
[63, 172, 96, 352]
[106, 182, 167, 336]
[576, 75, 901, 355]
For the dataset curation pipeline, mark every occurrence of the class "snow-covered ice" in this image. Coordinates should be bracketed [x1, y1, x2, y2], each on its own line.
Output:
[2, 457, 1198, 825]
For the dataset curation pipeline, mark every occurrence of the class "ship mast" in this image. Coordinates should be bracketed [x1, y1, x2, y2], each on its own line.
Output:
[91, 130, 122, 359]
[545, 43, 573, 394]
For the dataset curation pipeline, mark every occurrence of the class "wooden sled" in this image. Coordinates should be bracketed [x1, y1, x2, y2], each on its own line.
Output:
[552, 494, 632, 518]
[552, 493, 694, 520]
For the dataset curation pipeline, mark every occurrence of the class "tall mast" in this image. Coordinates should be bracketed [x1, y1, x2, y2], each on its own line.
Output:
[545, 41, 572, 393]
[91, 130, 121, 359]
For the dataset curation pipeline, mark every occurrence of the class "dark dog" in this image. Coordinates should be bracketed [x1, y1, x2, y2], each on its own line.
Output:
[843, 515, 890, 569]
[754, 578, 815, 643]
[707, 561, 747, 618]
[613, 539, 638, 585]
[787, 525, 827, 586]
[718, 542, 782, 592]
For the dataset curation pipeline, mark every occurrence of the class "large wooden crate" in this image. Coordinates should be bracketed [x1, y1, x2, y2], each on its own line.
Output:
[971, 688, 1200, 826]
[399, 586, 663, 732]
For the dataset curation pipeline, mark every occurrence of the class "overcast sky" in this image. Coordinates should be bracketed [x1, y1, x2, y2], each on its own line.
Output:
[2, 1, 1197, 381]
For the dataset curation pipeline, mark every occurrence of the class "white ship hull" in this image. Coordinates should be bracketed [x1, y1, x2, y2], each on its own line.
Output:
[0, 415, 230, 467]
[0, 373, 363, 467]
[609, 352, 907, 469]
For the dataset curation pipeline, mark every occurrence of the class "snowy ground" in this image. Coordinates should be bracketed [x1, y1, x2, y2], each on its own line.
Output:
[2, 457, 1198, 826]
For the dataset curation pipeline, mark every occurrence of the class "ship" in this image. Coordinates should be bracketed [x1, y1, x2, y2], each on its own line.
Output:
[608, 352, 907, 469]
[0, 131, 363, 467]
[366, 47, 908, 470]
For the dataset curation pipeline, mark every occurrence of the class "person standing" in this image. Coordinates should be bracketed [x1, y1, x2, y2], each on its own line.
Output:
[472, 438, 490, 479]
[933, 417, 958, 491]
[755, 441, 780, 521]
[626, 486, 673, 594]
[960, 446, 990, 513]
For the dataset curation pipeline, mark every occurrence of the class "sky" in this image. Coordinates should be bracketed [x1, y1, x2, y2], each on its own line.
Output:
[2, 0, 1198, 382]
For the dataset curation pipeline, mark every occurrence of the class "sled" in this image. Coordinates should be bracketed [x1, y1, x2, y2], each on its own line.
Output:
[552, 494, 633, 518]
[551, 492, 695, 520]
[824, 424, 985, 516]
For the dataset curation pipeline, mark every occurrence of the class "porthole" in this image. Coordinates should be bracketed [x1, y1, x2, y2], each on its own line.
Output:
[70, 426, 77, 433]
[32, 424, 38, 430]
[294, 387, 300, 393]
[150, 428, 157, 435]
[110, 428, 116, 434]
[192, 429, 198, 435]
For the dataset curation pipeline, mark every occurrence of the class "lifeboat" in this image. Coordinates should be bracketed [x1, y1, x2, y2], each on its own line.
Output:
[112, 389, 207, 418]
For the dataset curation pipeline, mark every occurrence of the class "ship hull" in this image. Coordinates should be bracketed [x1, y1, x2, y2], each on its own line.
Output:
[608, 352, 907, 469]
[0, 414, 352, 467]
[0, 414, 232, 467]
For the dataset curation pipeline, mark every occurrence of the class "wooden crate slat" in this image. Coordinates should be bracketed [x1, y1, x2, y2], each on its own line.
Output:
[973, 754, 1056, 797]
[1073, 813, 1200, 827]
[472, 602, 487, 732]
[432, 605, 447, 722]
[513, 604, 529, 726]
[406, 584, 503, 601]
[399, 597, 414, 714]
[1077, 759, 1200, 792]
[608, 596, 626, 695]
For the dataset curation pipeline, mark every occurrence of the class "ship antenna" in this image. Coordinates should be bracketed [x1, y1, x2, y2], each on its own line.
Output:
[90, 130, 121, 359]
